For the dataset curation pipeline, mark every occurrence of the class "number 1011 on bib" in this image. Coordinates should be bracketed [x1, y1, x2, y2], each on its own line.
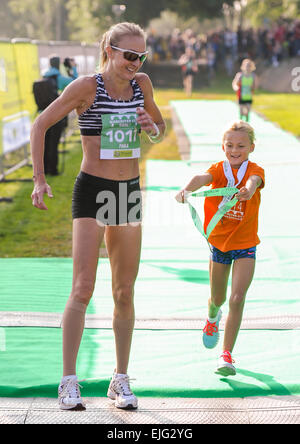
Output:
[100, 112, 141, 159]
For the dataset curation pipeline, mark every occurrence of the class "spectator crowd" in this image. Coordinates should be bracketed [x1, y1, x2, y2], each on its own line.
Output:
[146, 19, 300, 75]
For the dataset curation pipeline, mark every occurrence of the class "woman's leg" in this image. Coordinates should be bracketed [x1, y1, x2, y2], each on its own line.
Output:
[223, 258, 255, 352]
[105, 224, 142, 375]
[208, 259, 231, 319]
[62, 218, 105, 376]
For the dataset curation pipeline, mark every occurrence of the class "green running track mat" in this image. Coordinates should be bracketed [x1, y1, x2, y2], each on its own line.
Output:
[170, 100, 300, 164]
[0, 328, 299, 398]
[0, 100, 299, 397]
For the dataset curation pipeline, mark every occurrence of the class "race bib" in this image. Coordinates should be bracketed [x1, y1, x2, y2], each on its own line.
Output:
[241, 84, 252, 99]
[100, 112, 141, 159]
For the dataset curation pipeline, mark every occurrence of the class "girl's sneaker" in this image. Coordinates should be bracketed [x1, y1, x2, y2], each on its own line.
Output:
[215, 351, 236, 376]
[58, 375, 86, 411]
[202, 310, 222, 349]
[107, 372, 138, 410]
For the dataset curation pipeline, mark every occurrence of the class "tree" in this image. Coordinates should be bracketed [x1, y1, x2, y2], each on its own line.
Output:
[1, 0, 238, 42]
[0, 0, 18, 38]
[66, 0, 114, 43]
[166, 0, 235, 19]
[122, 1, 165, 27]
[7, 0, 69, 40]
[245, 0, 300, 26]
[122, 0, 235, 26]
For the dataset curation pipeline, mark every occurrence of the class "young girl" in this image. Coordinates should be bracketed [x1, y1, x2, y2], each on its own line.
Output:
[175, 121, 264, 376]
[232, 59, 257, 123]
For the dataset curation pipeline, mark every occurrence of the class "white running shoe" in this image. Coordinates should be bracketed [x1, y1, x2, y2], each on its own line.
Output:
[107, 372, 138, 410]
[215, 351, 236, 377]
[58, 375, 86, 411]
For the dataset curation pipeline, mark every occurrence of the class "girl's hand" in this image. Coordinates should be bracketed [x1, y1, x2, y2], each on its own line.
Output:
[175, 190, 190, 204]
[136, 107, 158, 136]
[31, 182, 53, 210]
[235, 186, 253, 202]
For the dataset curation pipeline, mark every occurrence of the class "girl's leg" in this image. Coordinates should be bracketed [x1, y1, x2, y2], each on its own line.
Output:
[240, 105, 247, 121]
[240, 104, 251, 121]
[203, 259, 231, 349]
[208, 259, 231, 319]
[223, 258, 255, 352]
[239, 104, 244, 120]
[62, 218, 105, 376]
[105, 224, 142, 374]
[185, 75, 193, 96]
[246, 104, 251, 122]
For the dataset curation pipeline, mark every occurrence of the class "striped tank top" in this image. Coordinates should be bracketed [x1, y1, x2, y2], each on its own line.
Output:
[78, 73, 145, 159]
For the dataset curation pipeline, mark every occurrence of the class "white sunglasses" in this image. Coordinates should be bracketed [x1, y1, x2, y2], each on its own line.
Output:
[110, 46, 148, 63]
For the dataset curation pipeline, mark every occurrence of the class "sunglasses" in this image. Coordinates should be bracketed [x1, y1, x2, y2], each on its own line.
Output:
[111, 46, 148, 63]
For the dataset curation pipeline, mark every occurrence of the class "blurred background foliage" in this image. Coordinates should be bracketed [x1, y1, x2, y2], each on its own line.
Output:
[0, 0, 299, 43]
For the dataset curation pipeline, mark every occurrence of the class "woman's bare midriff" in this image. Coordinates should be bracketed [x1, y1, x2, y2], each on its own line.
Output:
[80, 135, 140, 181]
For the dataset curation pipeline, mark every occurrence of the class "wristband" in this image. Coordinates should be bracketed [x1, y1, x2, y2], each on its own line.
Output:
[33, 172, 45, 181]
[181, 190, 190, 203]
[149, 123, 160, 139]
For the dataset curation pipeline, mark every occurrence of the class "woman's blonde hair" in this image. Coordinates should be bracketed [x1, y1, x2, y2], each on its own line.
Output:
[223, 120, 256, 145]
[240, 58, 256, 72]
[99, 22, 146, 71]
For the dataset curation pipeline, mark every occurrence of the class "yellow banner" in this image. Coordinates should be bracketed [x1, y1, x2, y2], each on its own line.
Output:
[12, 41, 40, 120]
[0, 41, 40, 155]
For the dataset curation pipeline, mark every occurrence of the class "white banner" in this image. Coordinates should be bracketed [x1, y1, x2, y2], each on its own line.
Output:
[0, 58, 6, 92]
[2, 111, 31, 154]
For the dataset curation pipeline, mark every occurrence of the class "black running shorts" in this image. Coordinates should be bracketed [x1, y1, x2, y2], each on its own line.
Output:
[72, 171, 142, 226]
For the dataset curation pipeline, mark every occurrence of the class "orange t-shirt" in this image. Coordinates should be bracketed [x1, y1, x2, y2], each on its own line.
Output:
[204, 161, 265, 252]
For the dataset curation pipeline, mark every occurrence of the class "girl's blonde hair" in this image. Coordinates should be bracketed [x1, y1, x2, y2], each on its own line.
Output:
[240, 58, 256, 72]
[223, 120, 256, 145]
[99, 22, 146, 71]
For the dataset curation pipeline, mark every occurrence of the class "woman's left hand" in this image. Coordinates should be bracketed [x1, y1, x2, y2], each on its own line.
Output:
[136, 107, 157, 136]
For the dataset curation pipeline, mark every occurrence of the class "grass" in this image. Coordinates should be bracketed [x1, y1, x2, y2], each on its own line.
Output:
[1, 74, 299, 257]
[153, 74, 300, 138]
[252, 93, 300, 137]
[0, 115, 180, 257]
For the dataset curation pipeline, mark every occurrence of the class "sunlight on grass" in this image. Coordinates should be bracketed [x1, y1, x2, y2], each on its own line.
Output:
[0, 81, 299, 257]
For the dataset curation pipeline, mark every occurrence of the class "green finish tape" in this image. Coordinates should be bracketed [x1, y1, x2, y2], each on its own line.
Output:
[187, 187, 239, 242]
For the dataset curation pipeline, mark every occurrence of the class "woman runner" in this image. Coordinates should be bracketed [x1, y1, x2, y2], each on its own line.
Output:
[30, 22, 165, 411]
[178, 46, 199, 96]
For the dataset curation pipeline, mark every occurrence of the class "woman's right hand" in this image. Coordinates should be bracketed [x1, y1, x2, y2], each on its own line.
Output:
[31, 181, 53, 210]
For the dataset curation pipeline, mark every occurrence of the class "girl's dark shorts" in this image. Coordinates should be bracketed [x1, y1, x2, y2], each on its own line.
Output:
[239, 99, 253, 105]
[210, 245, 256, 265]
[72, 171, 142, 226]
